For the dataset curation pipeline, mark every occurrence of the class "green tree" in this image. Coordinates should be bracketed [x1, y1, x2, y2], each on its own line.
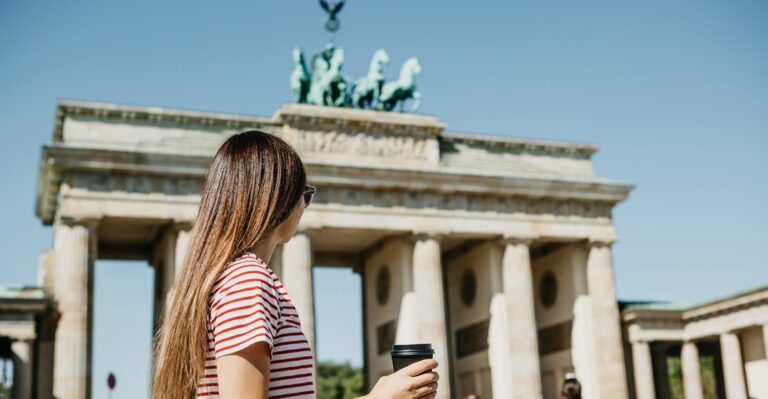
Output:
[700, 356, 718, 399]
[317, 360, 365, 399]
[0, 382, 10, 399]
[666, 356, 684, 399]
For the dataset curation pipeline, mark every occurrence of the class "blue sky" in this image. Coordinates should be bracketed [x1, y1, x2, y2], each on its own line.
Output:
[1, 1, 766, 398]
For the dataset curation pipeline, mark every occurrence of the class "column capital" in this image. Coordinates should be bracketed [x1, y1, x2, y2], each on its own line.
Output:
[498, 235, 537, 247]
[57, 216, 100, 229]
[171, 220, 194, 231]
[587, 235, 618, 248]
[294, 226, 320, 238]
[11, 337, 36, 345]
[410, 230, 446, 242]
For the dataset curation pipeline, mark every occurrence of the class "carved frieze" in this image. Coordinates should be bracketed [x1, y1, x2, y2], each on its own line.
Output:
[71, 172, 203, 196]
[313, 185, 613, 219]
[67, 172, 612, 219]
[283, 126, 432, 161]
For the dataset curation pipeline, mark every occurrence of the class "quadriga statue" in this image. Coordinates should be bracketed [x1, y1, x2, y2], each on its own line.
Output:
[379, 57, 421, 112]
[351, 49, 389, 109]
[290, 46, 310, 103]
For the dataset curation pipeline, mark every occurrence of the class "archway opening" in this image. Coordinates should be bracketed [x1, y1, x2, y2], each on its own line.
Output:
[314, 266, 364, 398]
[92, 260, 154, 399]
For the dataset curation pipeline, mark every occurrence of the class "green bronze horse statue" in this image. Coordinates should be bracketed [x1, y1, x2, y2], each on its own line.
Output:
[351, 49, 389, 109]
[290, 46, 310, 103]
[379, 57, 421, 112]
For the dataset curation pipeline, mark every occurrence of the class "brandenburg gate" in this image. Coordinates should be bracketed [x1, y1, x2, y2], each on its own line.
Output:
[35, 100, 632, 399]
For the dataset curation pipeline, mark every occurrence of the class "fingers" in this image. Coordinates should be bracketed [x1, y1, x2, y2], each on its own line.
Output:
[412, 382, 438, 398]
[412, 371, 439, 388]
[400, 358, 438, 377]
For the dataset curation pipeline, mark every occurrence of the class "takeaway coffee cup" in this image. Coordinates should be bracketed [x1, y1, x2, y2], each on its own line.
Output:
[390, 343, 434, 372]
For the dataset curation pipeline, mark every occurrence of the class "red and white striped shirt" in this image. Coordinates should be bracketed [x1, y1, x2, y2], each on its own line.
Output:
[197, 252, 316, 398]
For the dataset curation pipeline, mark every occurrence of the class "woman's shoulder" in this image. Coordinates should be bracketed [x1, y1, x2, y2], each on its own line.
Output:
[211, 252, 277, 296]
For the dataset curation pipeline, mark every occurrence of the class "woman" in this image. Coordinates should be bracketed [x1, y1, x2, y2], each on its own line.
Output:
[152, 130, 439, 399]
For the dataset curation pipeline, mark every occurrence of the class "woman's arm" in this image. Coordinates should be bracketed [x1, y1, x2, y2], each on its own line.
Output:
[217, 344, 439, 399]
[216, 341, 272, 399]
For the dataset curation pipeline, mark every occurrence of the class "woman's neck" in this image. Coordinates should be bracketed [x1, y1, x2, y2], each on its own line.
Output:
[248, 237, 279, 265]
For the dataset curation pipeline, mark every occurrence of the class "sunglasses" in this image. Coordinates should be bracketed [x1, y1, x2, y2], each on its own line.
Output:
[303, 184, 317, 207]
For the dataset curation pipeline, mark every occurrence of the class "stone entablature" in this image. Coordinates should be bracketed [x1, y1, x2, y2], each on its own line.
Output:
[37, 100, 631, 226]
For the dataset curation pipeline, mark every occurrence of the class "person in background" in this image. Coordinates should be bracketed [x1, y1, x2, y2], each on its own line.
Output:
[561, 373, 583, 399]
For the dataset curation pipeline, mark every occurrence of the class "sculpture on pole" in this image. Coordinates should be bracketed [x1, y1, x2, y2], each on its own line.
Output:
[289, 0, 424, 112]
[319, 0, 345, 33]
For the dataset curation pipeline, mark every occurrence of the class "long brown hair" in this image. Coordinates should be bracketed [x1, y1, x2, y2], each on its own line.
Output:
[151, 130, 306, 399]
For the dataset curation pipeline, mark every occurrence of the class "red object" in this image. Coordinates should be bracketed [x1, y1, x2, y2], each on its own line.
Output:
[197, 253, 315, 397]
[107, 372, 116, 390]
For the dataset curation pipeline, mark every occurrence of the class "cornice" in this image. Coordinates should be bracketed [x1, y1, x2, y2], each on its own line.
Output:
[274, 102, 446, 137]
[621, 286, 768, 325]
[306, 162, 633, 203]
[52, 100, 600, 162]
[682, 286, 768, 322]
[53, 99, 277, 143]
[442, 131, 599, 159]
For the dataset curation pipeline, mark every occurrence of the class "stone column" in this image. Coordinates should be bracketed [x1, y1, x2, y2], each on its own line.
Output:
[151, 223, 192, 329]
[763, 324, 768, 362]
[488, 244, 513, 399]
[501, 237, 542, 399]
[36, 311, 57, 399]
[571, 246, 598, 399]
[586, 240, 628, 399]
[174, 224, 191, 273]
[11, 339, 34, 399]
[571, 295, 598, 399]
[631, 341, 655, 399]
[681, 341, 704, 399]
[52, 218, 98, 399]
[720, 332, 747, 399]
[281, 230, 316, 353]
[411, 233, 451, 399]
[165, 224, 191, 314]
[38, 249, 56, 297]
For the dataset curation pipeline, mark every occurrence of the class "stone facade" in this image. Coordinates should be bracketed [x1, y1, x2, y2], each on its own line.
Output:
[27, 100, 641, 399]
[621, 286, 768, 399]
[0, 285, 55, 399]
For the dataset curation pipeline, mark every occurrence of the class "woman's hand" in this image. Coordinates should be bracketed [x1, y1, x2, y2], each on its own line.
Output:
[364, 359, 440, 399]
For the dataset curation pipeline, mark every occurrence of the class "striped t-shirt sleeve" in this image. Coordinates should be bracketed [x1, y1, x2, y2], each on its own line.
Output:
[208, 263, 280, 359]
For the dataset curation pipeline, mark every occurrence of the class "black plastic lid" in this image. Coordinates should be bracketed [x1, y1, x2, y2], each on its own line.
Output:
[390, 343, 434, 356]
